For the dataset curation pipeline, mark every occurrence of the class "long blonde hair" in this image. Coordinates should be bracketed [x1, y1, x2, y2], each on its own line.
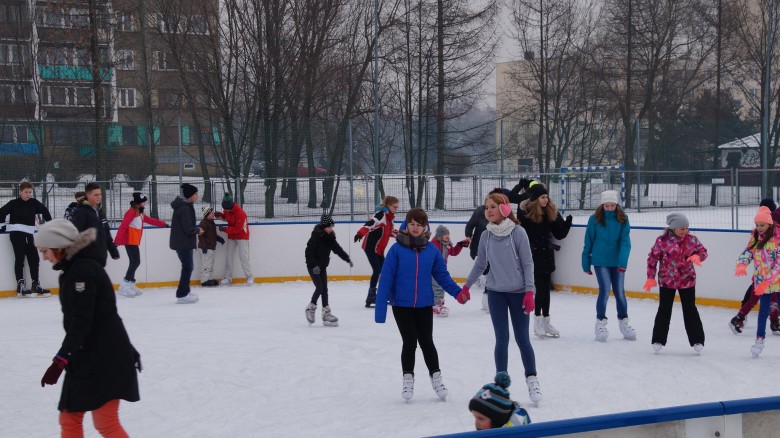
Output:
[523, 187, 558, 223]
[485, 193, 519, 224]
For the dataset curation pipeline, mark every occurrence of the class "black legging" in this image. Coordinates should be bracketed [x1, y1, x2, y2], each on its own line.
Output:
[534, 271, 552, 317]
[10, 231, 39, 282]
[308, 266, 329, 307]
[392, 306, 440, 376]
[652, 286, 705, 346]
[124, 245, 140, 282]
[365, 249, 384, 291]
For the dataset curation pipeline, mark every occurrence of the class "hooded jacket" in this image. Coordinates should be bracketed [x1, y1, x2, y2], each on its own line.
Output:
[305, 224, 351, 269]
[219, 204, 249, 240]
[646, 230, 708, 289]
[582, 210, 631, 271]
[356, 208, 396, 256]
[518, 199, 572, 274]
[114, 208, 166, 246]
[70, 201, 119, 266]
[737, 227, 780, 295]
[169, 196, 198, 250]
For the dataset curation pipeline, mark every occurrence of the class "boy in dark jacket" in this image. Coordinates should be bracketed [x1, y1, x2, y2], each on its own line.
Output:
[198, 206, 224, 287]
[170, 184, 202, 303]
[70, 183, 120, 267]
[305, 214, 353, 326]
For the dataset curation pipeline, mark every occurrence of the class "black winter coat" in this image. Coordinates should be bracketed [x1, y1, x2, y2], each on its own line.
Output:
[169, 196, 198, 250]
[465, 205, 489, 260]
[305, 225, 351, 268]
[518, 202, 572, 274]
[0, 197, 52, 227]
[54, 229, 140, 412]
[70, 201, 119, 265]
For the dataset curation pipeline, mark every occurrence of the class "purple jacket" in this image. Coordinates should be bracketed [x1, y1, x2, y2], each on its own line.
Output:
[646, 231, 708, 289]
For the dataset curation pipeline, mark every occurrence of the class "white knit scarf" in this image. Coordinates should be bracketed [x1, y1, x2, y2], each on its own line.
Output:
[486, 218, 515, 237]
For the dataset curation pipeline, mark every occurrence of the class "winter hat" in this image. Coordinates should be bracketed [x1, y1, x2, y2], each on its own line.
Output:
[320, 214, 334, 228]
[202, 206, 214, 219]
[600, 190, 619, 205]
[222, 192, 234, 210]
[527, 182, 548, 202]
[35, 219, 80, 249]
[435, 225, 449, 239]
[181, 183, 198, 199]
[755, 206, 773, 225]
[131, 192, 147, 205]
[665, 213, 689, 229]
[760, 198, 777, 212]
[468, 372, 515, 429]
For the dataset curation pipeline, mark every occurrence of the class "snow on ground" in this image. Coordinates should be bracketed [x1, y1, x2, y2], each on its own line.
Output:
[3, 281, 778, 437]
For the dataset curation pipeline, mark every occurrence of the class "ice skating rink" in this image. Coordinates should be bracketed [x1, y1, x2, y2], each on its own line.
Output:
[2, 281, 777, 437]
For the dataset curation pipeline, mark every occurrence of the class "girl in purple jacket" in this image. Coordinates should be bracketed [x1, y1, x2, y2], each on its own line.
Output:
[644, 213, 708, 354]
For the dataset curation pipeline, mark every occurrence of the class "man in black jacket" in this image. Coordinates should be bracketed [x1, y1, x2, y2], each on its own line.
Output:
[170, 183, 203, 304]
[69, 183, 119, 267]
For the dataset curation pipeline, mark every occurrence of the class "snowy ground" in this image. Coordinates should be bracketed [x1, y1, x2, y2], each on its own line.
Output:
[3, 281, 779, 437]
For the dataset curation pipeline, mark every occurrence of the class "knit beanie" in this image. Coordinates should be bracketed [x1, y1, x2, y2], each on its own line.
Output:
[181, 183, 198, 199]
[35, 219, 80, 249]
[527, 182, 548, 201]
[666, 213, 689, 229]
[222, 192, 234, 210]
[760, 198, 777, 212]
[320, 214, 334, 228]
[755, 206, 773, 225]
[600, 190, 619, 205]
[435, 225, 449, 239]
[468, 372, 515, 429]
[202, 206, 214, 219]
[131, 192, 148, 205]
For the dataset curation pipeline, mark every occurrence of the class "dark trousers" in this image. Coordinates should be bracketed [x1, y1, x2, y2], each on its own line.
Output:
[10, 231, 39, 282]
[652, 286, 705, 346]
[738, 284, 779, 322]
[175, 249, 194, 298]
[392, 306, 440, 376]
[533, 271, 552, 317]
[487, 290, 536, 376]
[365, 249, 384, 303]
[308, 266, 329, 307]
[124, 245, 140, 282]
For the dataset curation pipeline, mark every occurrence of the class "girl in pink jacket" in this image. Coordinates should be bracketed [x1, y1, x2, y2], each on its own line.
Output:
[114, 192, 166, 297]
[644, 213, 707, 354]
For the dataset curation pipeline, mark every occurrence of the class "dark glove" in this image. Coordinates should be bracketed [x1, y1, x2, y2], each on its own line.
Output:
[312, 266, 321, 275]
[133, 349, 142, 373]
[348, 260, 354, 268]
[202, 248, 208, 254]
[41, 356, 68, 387]
[0, 225, 5, 233]
[458, 240, 470, 248]
[565, 215, 573, 225]
[219, 226, 226, 232]
[216, 236, 225, 245]
[519, 177, 533, 190]
[354, 233, 363, 243]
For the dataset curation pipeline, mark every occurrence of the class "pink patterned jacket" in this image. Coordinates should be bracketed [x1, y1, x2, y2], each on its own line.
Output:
[646, 231, 708, 289]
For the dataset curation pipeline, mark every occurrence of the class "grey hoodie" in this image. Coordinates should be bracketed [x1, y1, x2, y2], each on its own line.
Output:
[465, 225, 535, 293]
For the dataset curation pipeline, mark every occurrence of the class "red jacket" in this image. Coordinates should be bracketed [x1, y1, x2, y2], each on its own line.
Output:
[114, 208, 166, 246]
[356, 209, 396, 256]
[218, 205, 249, 240]
[431, 238, 464, 263]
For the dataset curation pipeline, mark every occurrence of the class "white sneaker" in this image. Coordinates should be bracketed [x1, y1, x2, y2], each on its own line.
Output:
[305, 303, 316, 325]
[129, 281, 142, 296]
[176, 293, 199, 304]
[526, 375, 542, 403]
[752, 337, 765, 358]
[542, 316, 560, 337]
[220, 278, 231, 286]
[481, 292, 489, 313]
[246, 276, 254, 286]
[595, 319, 609, 342]
[402, 373, 414, 401]
[117, 280, 136, 298]
[619, 318, 636, 341]
[322, 305, 339, 327]
[693, 343, 703, 354]
[430, 371, 448, 401]
[652, 343, 663, 353]
[533, 315, 546, 337]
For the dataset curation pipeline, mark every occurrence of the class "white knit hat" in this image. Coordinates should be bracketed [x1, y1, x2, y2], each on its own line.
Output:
[600, 190, 619, 205]
[35, 219, 79, 249]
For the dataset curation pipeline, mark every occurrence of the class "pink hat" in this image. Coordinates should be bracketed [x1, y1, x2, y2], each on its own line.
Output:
[755, 206, 773, 225]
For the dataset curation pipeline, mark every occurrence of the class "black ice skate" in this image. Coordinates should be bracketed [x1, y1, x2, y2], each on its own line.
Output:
[31, 280, 51, 297]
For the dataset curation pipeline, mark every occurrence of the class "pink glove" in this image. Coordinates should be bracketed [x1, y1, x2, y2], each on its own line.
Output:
[522, 291, 535, 315]
[735, 264, 747, 277]
[457, 286, 470, 304]
[755, 281, 769, 296]
[687, 255, 701, 266]
[617, 267, 626, 273]
[584, 270, 593, 275]
[643, 278, 657, 292]
[41, 356, 68, 387]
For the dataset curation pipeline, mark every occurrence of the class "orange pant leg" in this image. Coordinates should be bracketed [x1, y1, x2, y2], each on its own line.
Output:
[59, 410, 85, 438]
[91, 399, 129, 438]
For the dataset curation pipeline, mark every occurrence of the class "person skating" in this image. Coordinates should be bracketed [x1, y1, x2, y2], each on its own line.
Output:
[464, 188, 509, 312]
[644, 213, 707, 354]
[215, 192, 253, 286]
[36, 219, 140, 437]
[582, 190, 635, 342]
[304, 214, 353, 327]
[0, 180, 53, 296]
[170, 183, 203, 304]
[69, 182, 120, 267]
[114, 192, 166, 297]
[430, 224, 468, 317]
[355, 195, 399, 307]
[198, 206, 224, 287]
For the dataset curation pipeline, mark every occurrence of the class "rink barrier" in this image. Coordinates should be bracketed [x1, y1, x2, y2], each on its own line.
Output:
[432, 396, 780, 438]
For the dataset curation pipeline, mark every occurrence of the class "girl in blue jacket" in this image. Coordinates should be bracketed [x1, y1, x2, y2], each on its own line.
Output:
[375, 208, 466, 402]
[582, 190, 634, 342]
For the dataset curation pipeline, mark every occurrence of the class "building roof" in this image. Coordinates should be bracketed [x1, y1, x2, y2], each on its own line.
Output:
[718, 133, 760, 149]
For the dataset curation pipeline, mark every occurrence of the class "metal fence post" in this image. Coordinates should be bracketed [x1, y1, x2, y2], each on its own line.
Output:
[348, 119, 354, 221]
[635, 118, 641, 213]
[735, 168, 740, 230]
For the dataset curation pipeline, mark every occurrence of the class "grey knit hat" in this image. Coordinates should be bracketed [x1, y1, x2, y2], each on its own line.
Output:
[435, 225, 449, 239]
[666, 213, 689, 229]
[35, 219, 80, 249]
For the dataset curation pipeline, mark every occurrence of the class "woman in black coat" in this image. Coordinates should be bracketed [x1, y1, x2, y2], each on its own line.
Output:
[36, 219, 140, 438]
[305, 214, 353, 326]
[518, 183, 572, 338]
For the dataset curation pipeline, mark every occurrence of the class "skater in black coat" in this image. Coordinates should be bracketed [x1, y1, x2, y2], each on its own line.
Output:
[518, 182, 572, 338]
[69, 182, 120, 267]
[36, 219, 140, 437]
[305, 214, 353, 326]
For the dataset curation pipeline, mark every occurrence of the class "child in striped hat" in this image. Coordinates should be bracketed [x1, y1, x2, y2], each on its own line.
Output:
[469, 372, 531, 430]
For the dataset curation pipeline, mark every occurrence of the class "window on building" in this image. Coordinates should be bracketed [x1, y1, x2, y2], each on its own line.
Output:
[76, 88, 92, 106]
[116, 11, 134, 31]
[0, 85, 27, 104]
[0, 44, 19, 65]
[116, 50, 134, 70]
[154, 51, 175, 70]
[68, 9, 89, 28]
[0, 4, 21, 23]
[119, 88, 136, 108]
[74, 48, 89, 66]
[0, 125, 27, 143]
[37, 6, 65, 27]
[187, 15, 208, 34]
[156, 13, 177, 33]
[122, 126, 138, 145]
[164, 90, 181, 107]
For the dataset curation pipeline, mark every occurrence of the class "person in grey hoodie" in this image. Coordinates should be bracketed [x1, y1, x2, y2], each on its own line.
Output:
[461, 191, 541, 404]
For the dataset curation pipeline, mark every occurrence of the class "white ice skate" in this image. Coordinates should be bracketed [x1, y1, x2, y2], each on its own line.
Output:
[693, 343, 703, 354]
[402, 373, 414, 401]
[533, 315, 546, 338]
[526, 375, 542, 404]
[130, 281, 142, 296]
[752, 337, 765, 358]
[305, 303, 316, 325]
[117, 280, 136, 298]
[481, 292, 489, 313]
[595, 319, 609, 342]
[652, 343, 663, 353]
[542, 316, 560, 337]
[619, 318, 636, 341]
[322, 306, 339, 327]
[176, 292, 199, 304]
[220, 278, 231, 286]
[245, 276, 254, 286]
[430, 371, 448, 401]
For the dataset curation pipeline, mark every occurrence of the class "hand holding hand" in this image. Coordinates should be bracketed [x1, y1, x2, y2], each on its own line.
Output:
[41, 356, 67, 387]
[617, 267, 626, 273]
[735, 264, 747, 277]
[456, 286, 470, 304]
[687, 254, 701, 266]
[643, 278, 657, 292]
[458, 239, 470, 248]
[522, 291, 535, 314]
[755, 281, 769, 296]
[218, 226, 226, 233]
[312, 266, 321, 275]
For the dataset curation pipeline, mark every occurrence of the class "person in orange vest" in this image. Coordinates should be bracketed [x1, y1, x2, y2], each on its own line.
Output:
[114, 192, 166, 297]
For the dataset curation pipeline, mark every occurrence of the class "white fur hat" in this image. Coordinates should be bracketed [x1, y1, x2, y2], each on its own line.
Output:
[35, 219, 79, 249]
[600, 190, 619, 205]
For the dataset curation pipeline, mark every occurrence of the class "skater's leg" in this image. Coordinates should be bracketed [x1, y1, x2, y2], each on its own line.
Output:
[487, 290, 511, 373]
[652, 287, 676, 345]
[24, 233, 40, 282]
[679, 287, 705, 346]
[413, 307, 440, 375]
[757, 293, 771, 338]
[91, 399, 129, 438]
[124, 245, 140, 282]
[593, 266, 613, 321]
[506, 292, 536, 377]
[392, 306, 418, 374]
[9, 231, 26, 281]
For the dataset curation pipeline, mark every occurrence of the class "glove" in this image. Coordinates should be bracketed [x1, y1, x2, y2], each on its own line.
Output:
[0, 225, 6, 233]
[456, 286, 470, 304]
[214, 211, 224, 218]
[348, 260, 354, 268]
[565, 215, 573, 225]
[41, 356, 68, 387]
[216, 236, 225, 245]
[584, 270, 593, 275]
[458, 240, 470, 248]
[755, 281, 769, 296]
[312, 266, 321, 275]
[735, 264, 747, 276]
[201, 248, 208, 254]
[354, 233, 363, 243]
[617, 267, 626, 273]
[687, 254, 701, 266]
[643, 278, 657, 292]
[219, 226, 226, 232]
[518, 177, 533, 189]
[522, 291, 535, 314]
[133, 349, 142, 373]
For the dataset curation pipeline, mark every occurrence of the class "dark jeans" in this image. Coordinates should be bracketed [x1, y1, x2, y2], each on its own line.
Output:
[533, 271, 552, 317]
[124, 245, 140, 282]
[392, 306, 439, 376]
[10, 231, 39, 282]
[308, 266, 329, 307]
[738, 284, 779, 322]
[652, 286, 705, 346]
[487, 290, 536, 377]
[365, 249, 384, 303]
[175, 249, 194, 298]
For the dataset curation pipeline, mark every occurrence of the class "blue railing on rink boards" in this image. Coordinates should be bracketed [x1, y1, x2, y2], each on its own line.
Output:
[430, 396, 780, 437]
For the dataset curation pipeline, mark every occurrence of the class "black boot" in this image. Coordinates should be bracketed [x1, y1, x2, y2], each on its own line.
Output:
[32, 280, 51, 297]
[17, 280, 31, 297]
[365, 288, 377, 308]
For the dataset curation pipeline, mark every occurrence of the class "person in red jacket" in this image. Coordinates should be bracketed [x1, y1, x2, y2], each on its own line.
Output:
[215, 192, 253, 286]
[355, 195, 399, 307]
[114, 192, 166, 297]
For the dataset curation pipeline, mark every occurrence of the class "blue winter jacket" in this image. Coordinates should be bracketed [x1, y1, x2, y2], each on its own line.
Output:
[375, 234, 462, 323]
[581, 210, 631, 271]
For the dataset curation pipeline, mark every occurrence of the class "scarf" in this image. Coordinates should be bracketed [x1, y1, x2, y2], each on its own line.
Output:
[486, 218, 516, 237]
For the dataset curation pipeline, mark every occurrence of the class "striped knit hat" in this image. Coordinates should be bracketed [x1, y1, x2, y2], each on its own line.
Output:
[468, 372, 515, 429]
